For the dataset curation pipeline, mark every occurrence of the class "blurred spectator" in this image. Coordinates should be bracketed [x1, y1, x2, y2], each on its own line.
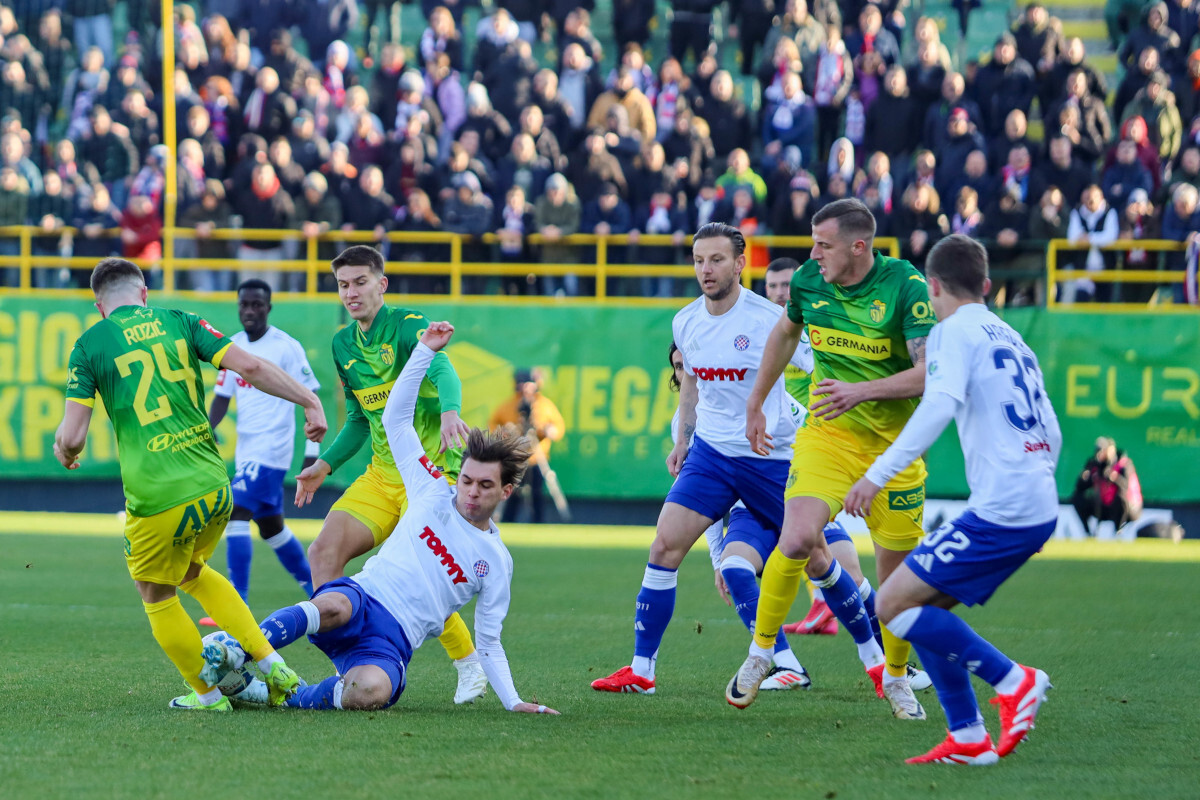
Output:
[1117, 2, 1180, 75]
[496, 133, 553, 204]
[589, 66, 656, 145]
[846, 6, 901, 70]
[1114, 46, 1159, 123]
[489, 369, 566, 524]
[1029, 186, 1070, 240]
[949, 187, 984, 237]
[1038, 135, 1095, 207]
[567, 129, 627, 203]
[461, 83, 514, 164]
[557, 8, 602, 68]
[866, 66, 920, 162]
[535, 172, 582, 295]
[1168, 146, 1200, 197]
[582, 182, 633, 254]
[1103, 139, 1154, 210]
[244, 68, 297, 142]
[999, 145, 1046, 206]
[34, 10, 73, 120]
[670, 0, 719, 67]
[763, 71, 816, 170]
[613, 0, 657, 51]
[771, 173, 818, 235]
[321, 41, 358, 111]
[428, 54, 467, 155]
[731, 0, 777, 78]
[648, 58, 693, 145]
[909, 39, 949, 130]
[936, 108, 987, 199]
[1012, 2, 1062, 99]
[972, 33, 1037, 137]
[1121, 71, 1182, 162]
[705, 70, 752, 161]
[633, 188, 689, 296]
[713, 186, 767, 237]
[178, 179, 235, 292]
[924, 72, 982, 151]
[236, 163, 296, 290]
[1048, 38, 1108, 110]
[121, 194, 163, 261]
[945, 150, 995, 206]
[991, 110, 1037, 173]
[484, 39, 538, 126]
[1, 132, 42, 198]
[70, 182, 120, 262]
[262, 30, 313, 96]
[1161, 182, 1200, 301]
[343, 165, 395, 243]
[0, 62, 46, 138]
[1071, 437, 1143, 534]
[63, 47, 110, 140]
[1065, 184, 1119, 302]
[0, 168, 29, 284]
[496, 184, 536, 267]
[520, 104, 566, 173]
[1050, 69, 1113, 165]
[474, 7, 522, 78]
[716, 149, 768, 204]
[70, 0, 116, 67]
[302, 2, 360, 70]
[369, 44, 408, 127]
[1121, 188, 1160, 274]
[893, 183, 946, 264]
[812, 28, 854, 161]
[442, 170, 493, 238]
[1108, 116, 1162, 192]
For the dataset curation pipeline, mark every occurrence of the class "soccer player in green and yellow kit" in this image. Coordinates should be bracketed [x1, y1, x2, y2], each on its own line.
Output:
[725, 200, 935, 719]
[292, 245, 486, 703]
[53, 258, 328, 711]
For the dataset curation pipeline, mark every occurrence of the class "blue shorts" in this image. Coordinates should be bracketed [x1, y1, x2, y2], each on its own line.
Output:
[666, 436, 789, 530]
[906, 511, 1056, 607]
[724, 510, 851, 564]
[308, 578, 414, 708]
[231, 462, 286, 520]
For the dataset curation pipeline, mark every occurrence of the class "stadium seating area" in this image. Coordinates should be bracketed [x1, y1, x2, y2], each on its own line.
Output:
[0, 0, 1198, 303]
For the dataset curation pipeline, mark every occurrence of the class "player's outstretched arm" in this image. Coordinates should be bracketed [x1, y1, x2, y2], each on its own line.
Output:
[219, 345, 328, 442]
[381, 322, 456, 494]
[54, 400, 93, 470]
[667, 371, 698, 477]
[745, 313, 803, 455]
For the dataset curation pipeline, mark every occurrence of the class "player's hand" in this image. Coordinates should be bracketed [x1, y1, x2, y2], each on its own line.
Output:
[715, 569, 731, 607]
[809, 379, 870, 420]
[420, 320, 455, 352]
[512, 702, 560, 715]
[295, 459, 331, 507]
[303, 403, 328, 442]
[844, 477, 882, 518]
[745, 402, 774, 456]
[439, 410, 470, 454]
[54, 442, 81, 470]
[666, 441, 689, 477]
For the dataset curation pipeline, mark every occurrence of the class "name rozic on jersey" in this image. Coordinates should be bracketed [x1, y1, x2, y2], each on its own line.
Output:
[419, 526, 469, 584]
[694, 367, 748, 381]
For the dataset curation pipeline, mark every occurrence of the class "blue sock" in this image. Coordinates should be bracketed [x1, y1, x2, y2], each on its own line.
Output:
[813, 562, 875, 646]
[259, 601, 320, 650]
[859, 579, 884, 649]
[721, 558, 789, 653]
[225, 520, 252, 601]
[912, 643, 981, 731]
[266, 527, 313, 596]
[891, 605, 1015, 686]
[285, 674, 342, 709]
[632, 564, 677, 678]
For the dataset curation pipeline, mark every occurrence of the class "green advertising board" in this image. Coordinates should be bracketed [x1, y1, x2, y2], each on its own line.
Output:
[1, 296, 1197, 503]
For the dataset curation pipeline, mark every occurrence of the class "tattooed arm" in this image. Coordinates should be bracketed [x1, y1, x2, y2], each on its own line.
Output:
[808, 336, 928, 420]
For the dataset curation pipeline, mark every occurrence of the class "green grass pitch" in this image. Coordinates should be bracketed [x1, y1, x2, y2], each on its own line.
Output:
[2, 522, 1198, 799]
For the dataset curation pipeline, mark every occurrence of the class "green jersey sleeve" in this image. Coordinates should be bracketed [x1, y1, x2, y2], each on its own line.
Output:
[899, 272, 937, 342]
[319, 349, 371, 473]
[177, 310, 233, 366]
[398, 311, 463, 413]
[65, 341, 98, 406]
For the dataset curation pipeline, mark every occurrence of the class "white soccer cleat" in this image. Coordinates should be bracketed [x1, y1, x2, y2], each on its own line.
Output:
[453, 658, 488, 704]
[760, 666, 812, 691]
[883, 677, 928, 720]
[725, 655, 772, 709]
[199, 631, 248, 687]
[908, 664, 933, 692]
[231, 675, 271, 704]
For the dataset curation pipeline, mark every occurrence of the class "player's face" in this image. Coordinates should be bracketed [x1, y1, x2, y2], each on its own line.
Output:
[456, 458, 512, 524]
[692, 236, 743, 301]
[671, 350, 684, 387]
[336, 265, 387, 322]
[764, 268, 794, 306]
[810, 219, 863, 285]
[237, 288, 271, 336]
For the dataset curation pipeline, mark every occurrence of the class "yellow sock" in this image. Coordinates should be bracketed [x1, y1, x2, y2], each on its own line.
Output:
[753, 549, 809, 650]
[802, 574, 817, 603]
[438, 612, 475, 660]
[179, 565, 273, 663]
[144, 596, 209, 694]
[882, 626, 912, 678]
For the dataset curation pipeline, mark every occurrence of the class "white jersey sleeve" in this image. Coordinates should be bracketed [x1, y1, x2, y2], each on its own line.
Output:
[287, 339, 321, 392]
[214, 368, 234, 398]
[473, 548, 522, 710]
[380, 342, 454, 504]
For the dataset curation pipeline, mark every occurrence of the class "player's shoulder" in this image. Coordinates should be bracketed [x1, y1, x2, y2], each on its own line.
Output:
[263, 325, 304, 349]
[876, 255, 926, 288]
[672, 295, 707, 327]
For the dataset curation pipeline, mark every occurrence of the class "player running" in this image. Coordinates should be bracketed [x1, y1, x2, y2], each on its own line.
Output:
[727, 199, 935, 718]
[291, 245, 485, 704]
[591, 222, 810, 696]
[202, 322, 559, 715]
[201, 279, 320, 618]
[53, 258, 327, 711]
[844, 235, 1058, 764]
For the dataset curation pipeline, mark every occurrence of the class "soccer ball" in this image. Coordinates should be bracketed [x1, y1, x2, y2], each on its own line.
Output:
[217, 667, 255, 697]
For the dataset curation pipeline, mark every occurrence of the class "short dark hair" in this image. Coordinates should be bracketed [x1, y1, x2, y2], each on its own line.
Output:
[331, 245, 385, 276]
[668, 341, 681, 392]
[90, 257, 145, 296]
[466, 426, 534, 487]
[811, 198, 877, 244]
[767, 257, 801, 274]
[237, 278, 272, 300]
[692, 222, 745, 258]
[925, 234, 989, 298]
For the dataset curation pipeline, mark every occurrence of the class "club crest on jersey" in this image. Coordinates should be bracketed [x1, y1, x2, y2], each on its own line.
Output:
[869, 300, 887, 323]
[733, 334, 750, 351]
[380, 343, 395, 366]
[474, 560, 490, 578]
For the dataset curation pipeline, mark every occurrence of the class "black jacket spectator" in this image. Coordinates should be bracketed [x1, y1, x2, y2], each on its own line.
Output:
[1037, 137, 1095, 206]
[865, 72, 921, 160]
[971, 35, 1037, 136]
[236, 166, 296, 247]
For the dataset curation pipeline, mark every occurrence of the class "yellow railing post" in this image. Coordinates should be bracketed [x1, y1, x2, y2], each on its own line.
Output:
[163, 227, 176, 292]
[161, 0, 177, 295]
[450, 235, 463, 299]
[886, 238, 899, 259]
[596, 236, 608, 300]
[18, 227, 32, 290]
[306, 236, 319, 296]
[1046, 239, 1058, 308]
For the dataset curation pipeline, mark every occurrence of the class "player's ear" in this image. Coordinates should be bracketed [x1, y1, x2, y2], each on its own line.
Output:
[94, 300, 106, 318]
[982, 277, 992, 297]
[140, 284, 148, 304]
[501, 484, 515, 500]
[379, 274, 389, 294]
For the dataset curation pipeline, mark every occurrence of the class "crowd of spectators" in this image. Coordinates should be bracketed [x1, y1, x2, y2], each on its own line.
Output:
[1, 0, 1199, 301]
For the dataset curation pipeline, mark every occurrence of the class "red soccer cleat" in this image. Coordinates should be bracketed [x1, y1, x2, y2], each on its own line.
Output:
[815, 618, 838, 635]
[905, 731, 1000, 765]
[782, 599, 835, 635]
[991, 665, 1052, 757]
[866, 663, 885, 698]
[199, 617, 218, 627]
[591, 666, 656, 694]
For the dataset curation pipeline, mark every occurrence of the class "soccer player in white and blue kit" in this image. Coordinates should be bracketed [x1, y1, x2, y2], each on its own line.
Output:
[202, 322, 559, 714]
[844, 235, 1059, 764]
[207, 280, 320, 605]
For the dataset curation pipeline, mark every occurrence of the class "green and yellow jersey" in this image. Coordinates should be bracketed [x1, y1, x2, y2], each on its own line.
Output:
[786, 251, 935, 444]
[65, 305, 233, 517]
[321, 304, 463, 483]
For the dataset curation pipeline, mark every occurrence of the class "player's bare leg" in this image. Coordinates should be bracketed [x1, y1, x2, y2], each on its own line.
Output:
[307, 511, 377, 589]
[869, 542, 926, 719]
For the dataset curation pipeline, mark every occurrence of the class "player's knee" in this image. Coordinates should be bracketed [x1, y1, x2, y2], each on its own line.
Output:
[874, 586, 908, 625]
[340, 675, 392, 710]
[648, 533, 688, 569]
[778, 526, 820, 560]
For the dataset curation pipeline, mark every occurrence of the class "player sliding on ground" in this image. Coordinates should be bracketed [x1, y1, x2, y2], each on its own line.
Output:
[54, 258, 327, 710]
[727, 199, 935, 719]
[202, 321, 559, 715]
[844, 235, 1058, 764]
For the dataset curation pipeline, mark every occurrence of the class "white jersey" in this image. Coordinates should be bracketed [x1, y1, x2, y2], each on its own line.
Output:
[214, 327, 320, 470]
[672, 288, 802, 460]
[920, 304, 1061, 526]
[352, 342, 525, 710]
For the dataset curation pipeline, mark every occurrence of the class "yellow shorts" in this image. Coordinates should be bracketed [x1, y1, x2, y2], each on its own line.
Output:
[785, 422, 927, 552]
[332, 462, 456, 547]
[123, 485, 234, 584]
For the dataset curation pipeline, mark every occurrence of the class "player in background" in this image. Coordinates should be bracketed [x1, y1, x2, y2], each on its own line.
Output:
[202, 322, 559, 715]
[728, 199, 934, 719]
[843, 236, 1058, 764]
[591, 223, 810, 696]
[291, 245, 486, 704]
[53, 258, 327, 710]
[201, 279, 321, 622]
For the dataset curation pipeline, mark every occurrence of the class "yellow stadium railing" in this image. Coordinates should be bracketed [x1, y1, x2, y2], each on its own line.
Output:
[1046, 238, 1197, 312]
[0, 226, 901, 304]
